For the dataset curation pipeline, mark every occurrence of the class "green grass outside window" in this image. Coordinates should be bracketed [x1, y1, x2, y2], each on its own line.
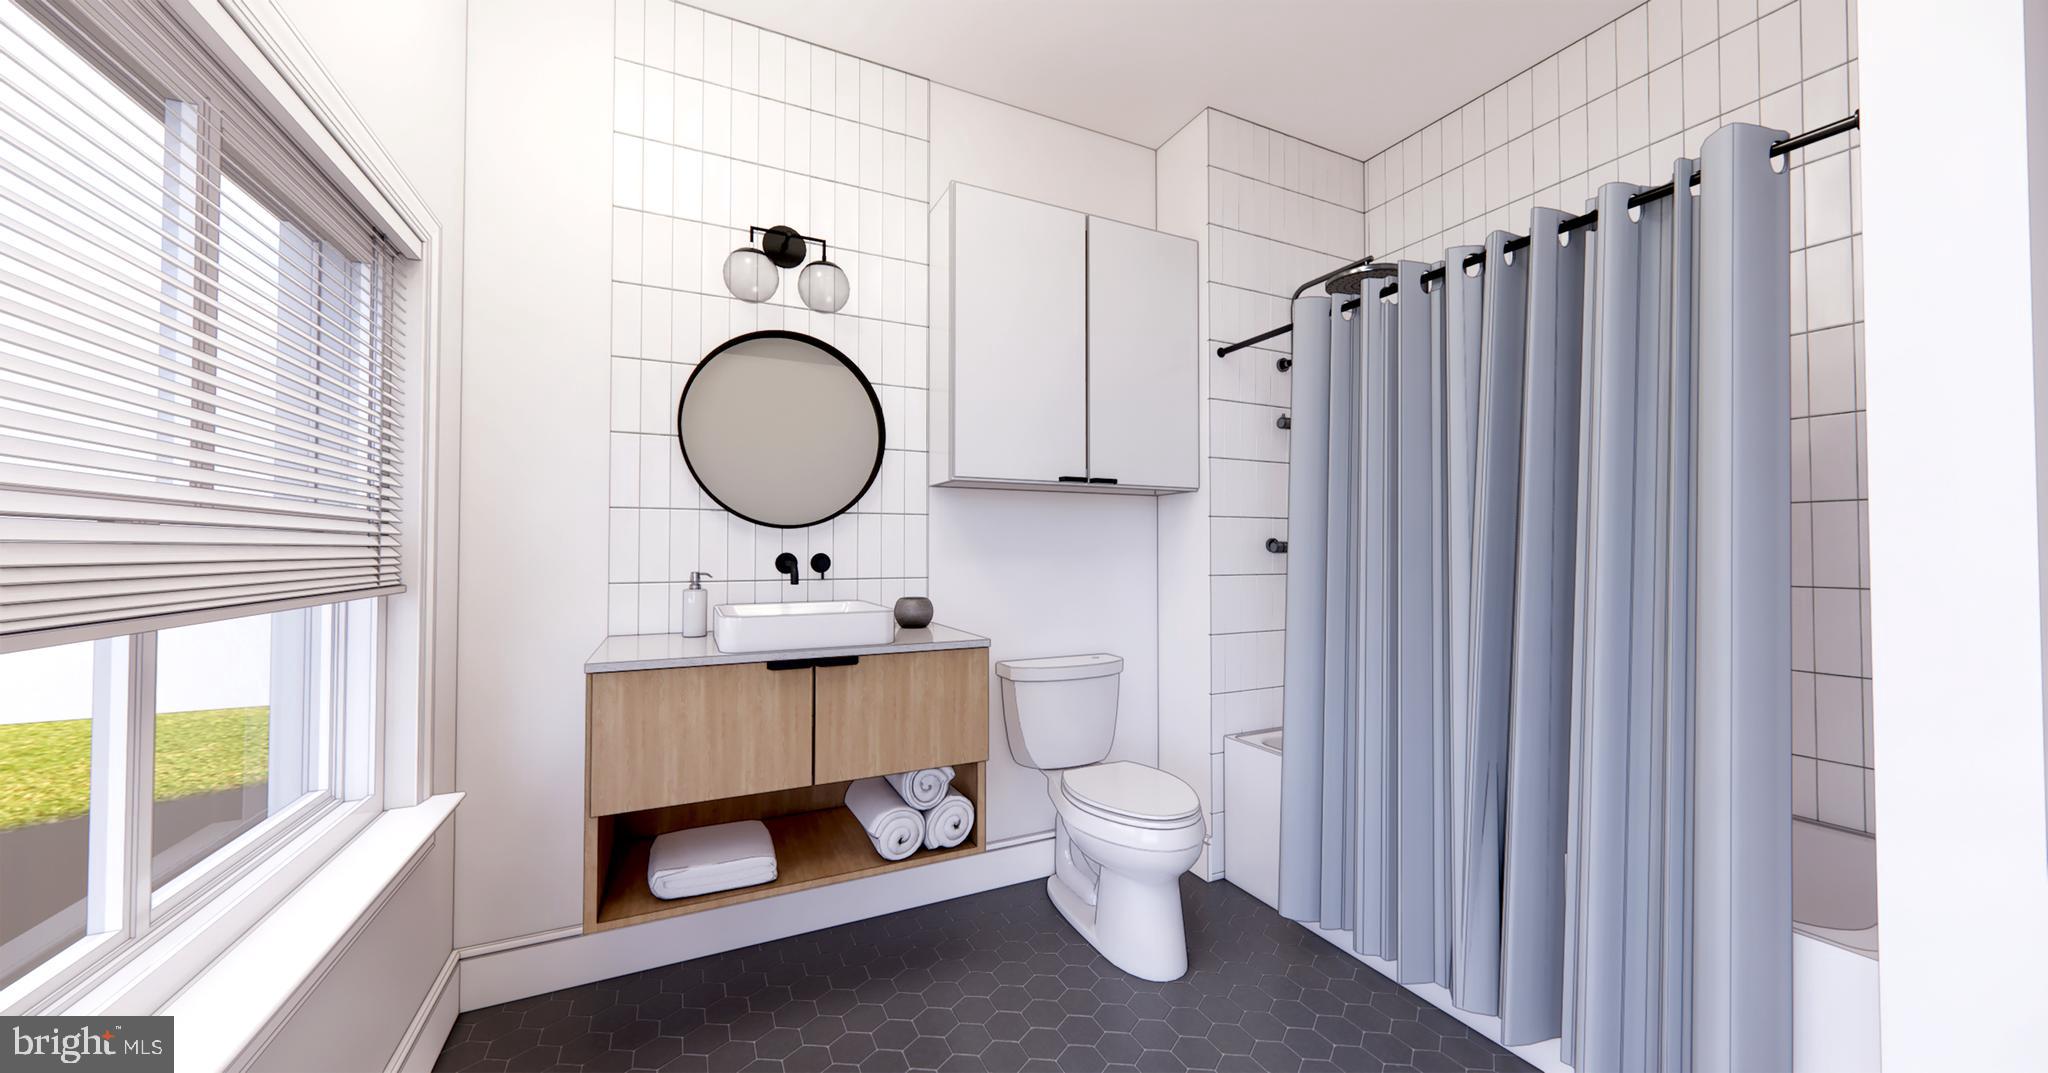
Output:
[0, 707, 270, 829]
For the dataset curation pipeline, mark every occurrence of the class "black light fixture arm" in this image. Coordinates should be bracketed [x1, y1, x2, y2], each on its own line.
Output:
[749, 224, 833, 268]
[1218, 111, 1861, 355]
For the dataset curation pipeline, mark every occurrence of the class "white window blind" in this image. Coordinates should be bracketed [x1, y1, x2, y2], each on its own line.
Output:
[0, 0, 406, 652]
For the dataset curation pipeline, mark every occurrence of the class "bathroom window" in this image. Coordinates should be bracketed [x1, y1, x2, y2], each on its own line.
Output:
[148, 603, 342, 899]
[0, 0, 414, 1013]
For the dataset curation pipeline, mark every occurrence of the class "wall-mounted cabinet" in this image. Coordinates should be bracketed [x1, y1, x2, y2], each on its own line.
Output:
[930, 183, 1198, 494]
[581, 635, 991, 932]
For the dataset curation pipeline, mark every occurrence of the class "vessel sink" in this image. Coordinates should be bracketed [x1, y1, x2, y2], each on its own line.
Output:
[712, 600, 897, 654]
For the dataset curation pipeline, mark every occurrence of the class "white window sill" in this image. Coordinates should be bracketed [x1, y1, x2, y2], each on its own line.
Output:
[163, 793, 462, 1072]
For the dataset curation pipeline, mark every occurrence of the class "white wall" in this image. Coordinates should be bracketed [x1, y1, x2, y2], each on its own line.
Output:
[1860, 1, 2048, 1067]
[927, 84, 1154, 228]
[924, 82, 1161, 844]
[252, 833, 455, 1072]
[455, 0, 1167, 954]
[928, 488, 1159, 842]
[458, 0, 612, 949]
[604, 5, 936, 630]
[1154, 110, 1366, 880]
[1155, 114, 1215, 873]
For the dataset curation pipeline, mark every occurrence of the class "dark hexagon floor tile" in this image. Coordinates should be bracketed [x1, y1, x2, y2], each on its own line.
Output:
[943, 1022, 993, 1056]
[631, 1035, 681, 1069]
[912, 1007, 959, 1039]
[951, 996, 996, 1026]
[873, 1018, 919, 1053]
[1097, 1031, 1143, 1065]
[439, 876, 1530, 1073]
[904, 1034, 953, 1070]
[984, 1011, 1030, 1044]
[863, 1048, 912, 1073]
[1094, 1004, 1139, 1034]
[1018, 1026, 1065, 1062]
[825, 1032, 875, 1066]
[1170, 1034, 1223, 1071]
[979, 1040, 1030, 1072]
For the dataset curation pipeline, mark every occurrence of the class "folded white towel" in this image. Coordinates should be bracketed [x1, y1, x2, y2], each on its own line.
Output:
[651, 861, 778, 899]
[845, 777, 923, 861]
[922, 791, 975, 850]
[884, 766, 956, 810]
[647, 820, 777, 900]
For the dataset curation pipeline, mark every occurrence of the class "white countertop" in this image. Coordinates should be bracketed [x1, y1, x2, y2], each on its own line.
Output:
[584, 622, 990, 673]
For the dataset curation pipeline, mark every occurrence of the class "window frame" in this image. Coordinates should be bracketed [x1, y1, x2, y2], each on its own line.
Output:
[0, 0, 442, 1016]
[0, 598, 383, 1015]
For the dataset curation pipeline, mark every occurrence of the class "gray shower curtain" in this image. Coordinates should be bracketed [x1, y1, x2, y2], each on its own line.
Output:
[1277, 124, 1791, 1072]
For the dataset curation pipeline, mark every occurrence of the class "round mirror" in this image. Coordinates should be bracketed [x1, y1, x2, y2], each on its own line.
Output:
[676, 330, 885, 529]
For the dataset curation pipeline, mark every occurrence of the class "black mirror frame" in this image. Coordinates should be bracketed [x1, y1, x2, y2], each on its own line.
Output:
[675, 329, 887, 530]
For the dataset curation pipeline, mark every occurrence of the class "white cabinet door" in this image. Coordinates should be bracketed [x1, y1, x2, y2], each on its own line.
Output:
[1086, 216, 1198, 490]
[949, 186, 1087, 483]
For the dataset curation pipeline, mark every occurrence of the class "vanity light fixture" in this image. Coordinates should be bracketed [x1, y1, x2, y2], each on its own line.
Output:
[723, 224, 850, 313]
[798, 259, 850, 313]
[723, 244, 779, 302]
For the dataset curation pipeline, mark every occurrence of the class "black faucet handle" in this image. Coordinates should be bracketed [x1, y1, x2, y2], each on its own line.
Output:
[775, 552, 801, 585]
[810, 552, 832, 577]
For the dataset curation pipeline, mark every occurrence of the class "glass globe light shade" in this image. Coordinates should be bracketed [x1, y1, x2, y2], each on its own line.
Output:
[723, 246, 778, 303]
[797, 259, 850, 313]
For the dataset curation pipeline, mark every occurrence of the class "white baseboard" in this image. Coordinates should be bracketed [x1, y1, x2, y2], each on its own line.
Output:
[458, 838, 1055, 1011]
[389, 952, 459, 1073]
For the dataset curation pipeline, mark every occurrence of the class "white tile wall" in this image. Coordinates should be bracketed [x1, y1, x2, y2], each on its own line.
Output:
[1199, 112, 1366, 876]
[610, 1, 931, 634]
[1359, 0, 1872, 833]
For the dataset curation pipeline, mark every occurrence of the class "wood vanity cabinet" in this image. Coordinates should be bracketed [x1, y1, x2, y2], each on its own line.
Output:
[582, 644, 990, 932]
[814, 648, 987, 783]
[586, 661, 813, 815]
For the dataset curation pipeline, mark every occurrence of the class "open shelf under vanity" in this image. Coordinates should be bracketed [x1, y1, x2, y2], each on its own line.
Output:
[585, 766, 984, 931]
[580, 630, 993, 934]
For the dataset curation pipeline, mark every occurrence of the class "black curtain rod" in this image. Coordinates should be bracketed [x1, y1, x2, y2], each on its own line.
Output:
[1218, 111, 1860, 357]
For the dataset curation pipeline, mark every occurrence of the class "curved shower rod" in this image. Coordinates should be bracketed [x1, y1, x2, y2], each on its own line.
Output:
[1215, 111, 1862, 360]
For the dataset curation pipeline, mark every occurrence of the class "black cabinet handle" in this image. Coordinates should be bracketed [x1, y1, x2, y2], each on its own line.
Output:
[768, 655, 860, 670]
[1277, 356, 1293, 372]
[1088, 477, 1118, 485]
[1058, 475, 1088, 483]
[1276, 414, 1292, 430]
[1266, 538, 1289, 553]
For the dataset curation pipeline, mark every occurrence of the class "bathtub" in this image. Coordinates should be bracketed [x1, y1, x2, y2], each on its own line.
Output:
[1222, 727, 1283, 909]
[1792, 817, 1881, 1073]
[1794, 817, 1878, 955]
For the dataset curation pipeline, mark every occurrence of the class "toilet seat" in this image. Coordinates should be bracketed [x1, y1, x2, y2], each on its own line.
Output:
[1059, 762, 1200, 829]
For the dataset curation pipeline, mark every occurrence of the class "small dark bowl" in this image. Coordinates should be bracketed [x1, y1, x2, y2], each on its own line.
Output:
[893, 596, 934, 629]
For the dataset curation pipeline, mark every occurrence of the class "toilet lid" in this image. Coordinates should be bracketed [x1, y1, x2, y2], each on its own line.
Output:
[1061, 762, 1200, 825]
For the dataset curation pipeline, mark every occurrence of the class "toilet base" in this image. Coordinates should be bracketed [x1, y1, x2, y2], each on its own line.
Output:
[1046, 868, 1190, 982]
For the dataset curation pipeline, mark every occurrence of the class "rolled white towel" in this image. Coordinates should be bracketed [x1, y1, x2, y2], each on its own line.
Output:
[884, 766, 956, 810]
[844, 777, 923, 861]
[922, 791, 975, 850]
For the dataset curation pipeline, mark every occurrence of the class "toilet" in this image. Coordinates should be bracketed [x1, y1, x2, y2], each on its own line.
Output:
[996, 654, 1206, 982]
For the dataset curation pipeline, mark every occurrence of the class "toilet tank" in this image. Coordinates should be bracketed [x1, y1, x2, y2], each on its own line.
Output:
[995, 654, 1123, 770]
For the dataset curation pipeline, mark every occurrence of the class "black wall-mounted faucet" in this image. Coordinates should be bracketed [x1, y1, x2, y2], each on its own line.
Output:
[811, 553, 832, 580]
[775, 552, 800, 585]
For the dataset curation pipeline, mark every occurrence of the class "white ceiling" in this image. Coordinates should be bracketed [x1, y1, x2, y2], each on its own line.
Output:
[688, 1, 1638, 161]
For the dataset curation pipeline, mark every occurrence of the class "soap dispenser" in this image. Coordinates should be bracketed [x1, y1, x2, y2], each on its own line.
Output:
[682, 572, 712, 638]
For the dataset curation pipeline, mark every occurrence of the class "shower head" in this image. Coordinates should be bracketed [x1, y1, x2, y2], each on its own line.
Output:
[1323, 262, 1396, 295]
